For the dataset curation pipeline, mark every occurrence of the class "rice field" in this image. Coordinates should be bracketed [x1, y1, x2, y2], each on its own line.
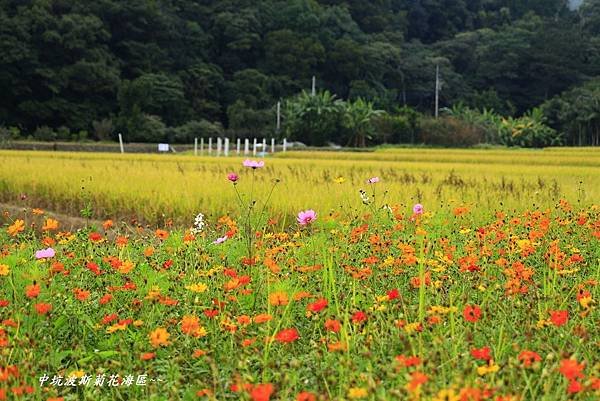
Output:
[0, 147, 598, 401]
[0, 148, 598, 226]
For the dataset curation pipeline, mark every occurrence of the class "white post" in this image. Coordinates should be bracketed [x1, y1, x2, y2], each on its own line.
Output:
[283, 138, 287, 152]
[216, 137, 222, 156]
[200, 137, 204, 156]
[311, 76, 316, 96]
[224, 138, 230, 157]
[118, 133, 124, 154]
[271, 138, 275, 153]
[236, 138, 241, 155]
[262, 138, 266, 156]
[208, 137, 213, 155]
[253, 138, 257, 156]
[194, 137, 198, 156]
[244, 139, 249, 156]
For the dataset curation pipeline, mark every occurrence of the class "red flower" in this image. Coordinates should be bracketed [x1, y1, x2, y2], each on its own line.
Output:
[307, 298, 328, 313]
[88, 232, 103, 242]
[204, 309, 219, 318]
[99, 293, 113, 305]
[250, 383, 274, 401]
[567, 380, 582, 394]
[86, 262, 101, 275]
[518, 350, 542, 367]
[351, 311, 368, 324]
[559, 359, 585, 381]
[162, 259, 173, 269]
[471, 346, 491, 361]
[0, 300, 8, 307]
[296, 391, 316, 401]
[274, 328, 299, 343]
[395, 354, 421, 368]
[463, 304, 482, 323]
[549, 310, 568, 327]
[387, 288, 400, 300]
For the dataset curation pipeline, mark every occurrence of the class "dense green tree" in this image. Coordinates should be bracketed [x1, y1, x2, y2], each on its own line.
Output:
[0, 0, 597, 147]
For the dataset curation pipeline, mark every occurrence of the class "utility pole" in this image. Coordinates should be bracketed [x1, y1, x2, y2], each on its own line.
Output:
[276, 101, 281, 133]
[434, 63, 440, 119]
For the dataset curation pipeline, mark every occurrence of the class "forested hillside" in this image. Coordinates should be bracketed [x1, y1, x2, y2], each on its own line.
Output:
[1, 0, 599, 146]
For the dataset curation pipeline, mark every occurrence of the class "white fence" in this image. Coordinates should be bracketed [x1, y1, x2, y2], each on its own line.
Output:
[193, 137, 287, 156]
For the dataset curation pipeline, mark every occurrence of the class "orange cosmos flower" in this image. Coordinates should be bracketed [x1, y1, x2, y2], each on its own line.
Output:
[293, 291, 311, 301]
[25, 283, 40, 299]
[274, 328, 299, 343]
[32, 208, 44, 215]
[192, 349, 206, 358]
[102, 220, 113, 230]
[268, 291, 289, 306]
[144, 247, 155, 257]
[463, 305, 482, 323]
[34, 303, 52, 315]
[73, 288, 90, 301]
[149, 327, 171, 347]
[42, 218, 59, 231]
[155, 229, 169, 240]
[7, 220, 25, 236]
[99, 294, 113, 305]
[254, 314, 272, 324]
[518, 350, 542, 367]
[559, 359, 585, 381]
[250, 383, 274, 401]
[405, 371, 428, 392]
[115, 236, 128, 247]
[324, 319, 341, 333]
[181, 315, 206, 337]
[196, 389, 213, 397]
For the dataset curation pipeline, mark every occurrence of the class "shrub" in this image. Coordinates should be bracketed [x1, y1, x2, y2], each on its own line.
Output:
[419, 116, 485, 147]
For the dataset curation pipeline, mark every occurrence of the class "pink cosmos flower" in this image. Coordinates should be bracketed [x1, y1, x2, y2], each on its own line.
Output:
[35, 248, 55, 259]
[413, 204, 424, 215]
[227, 173, 239, 182]
[367, 177, 380, 184]
[243, 159, 264, 169]
[213, 235, 228, 245]
[297, 209, 317, 226]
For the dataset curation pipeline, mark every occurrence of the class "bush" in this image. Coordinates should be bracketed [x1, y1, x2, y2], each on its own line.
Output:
[167, 120, 224, 143]
[92, 119, 113, 141]
[126, 114, 167, 143]
[373, 114, 411, 144]
[33, 126, 57, 141]
[419, 116, 485, 146]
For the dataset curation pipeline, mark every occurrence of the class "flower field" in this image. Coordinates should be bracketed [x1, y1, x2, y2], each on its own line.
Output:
[0, 150, 599, 400]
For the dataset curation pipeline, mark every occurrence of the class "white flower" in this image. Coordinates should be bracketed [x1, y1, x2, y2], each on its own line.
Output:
[359, 190, 370, 205]
[191, 213, 205, 235]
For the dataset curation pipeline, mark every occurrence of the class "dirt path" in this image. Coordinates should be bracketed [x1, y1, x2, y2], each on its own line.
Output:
[1, 202, 100, 232]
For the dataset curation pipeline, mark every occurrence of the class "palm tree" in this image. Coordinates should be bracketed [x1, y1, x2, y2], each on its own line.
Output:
[342, 98, 384, 147]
